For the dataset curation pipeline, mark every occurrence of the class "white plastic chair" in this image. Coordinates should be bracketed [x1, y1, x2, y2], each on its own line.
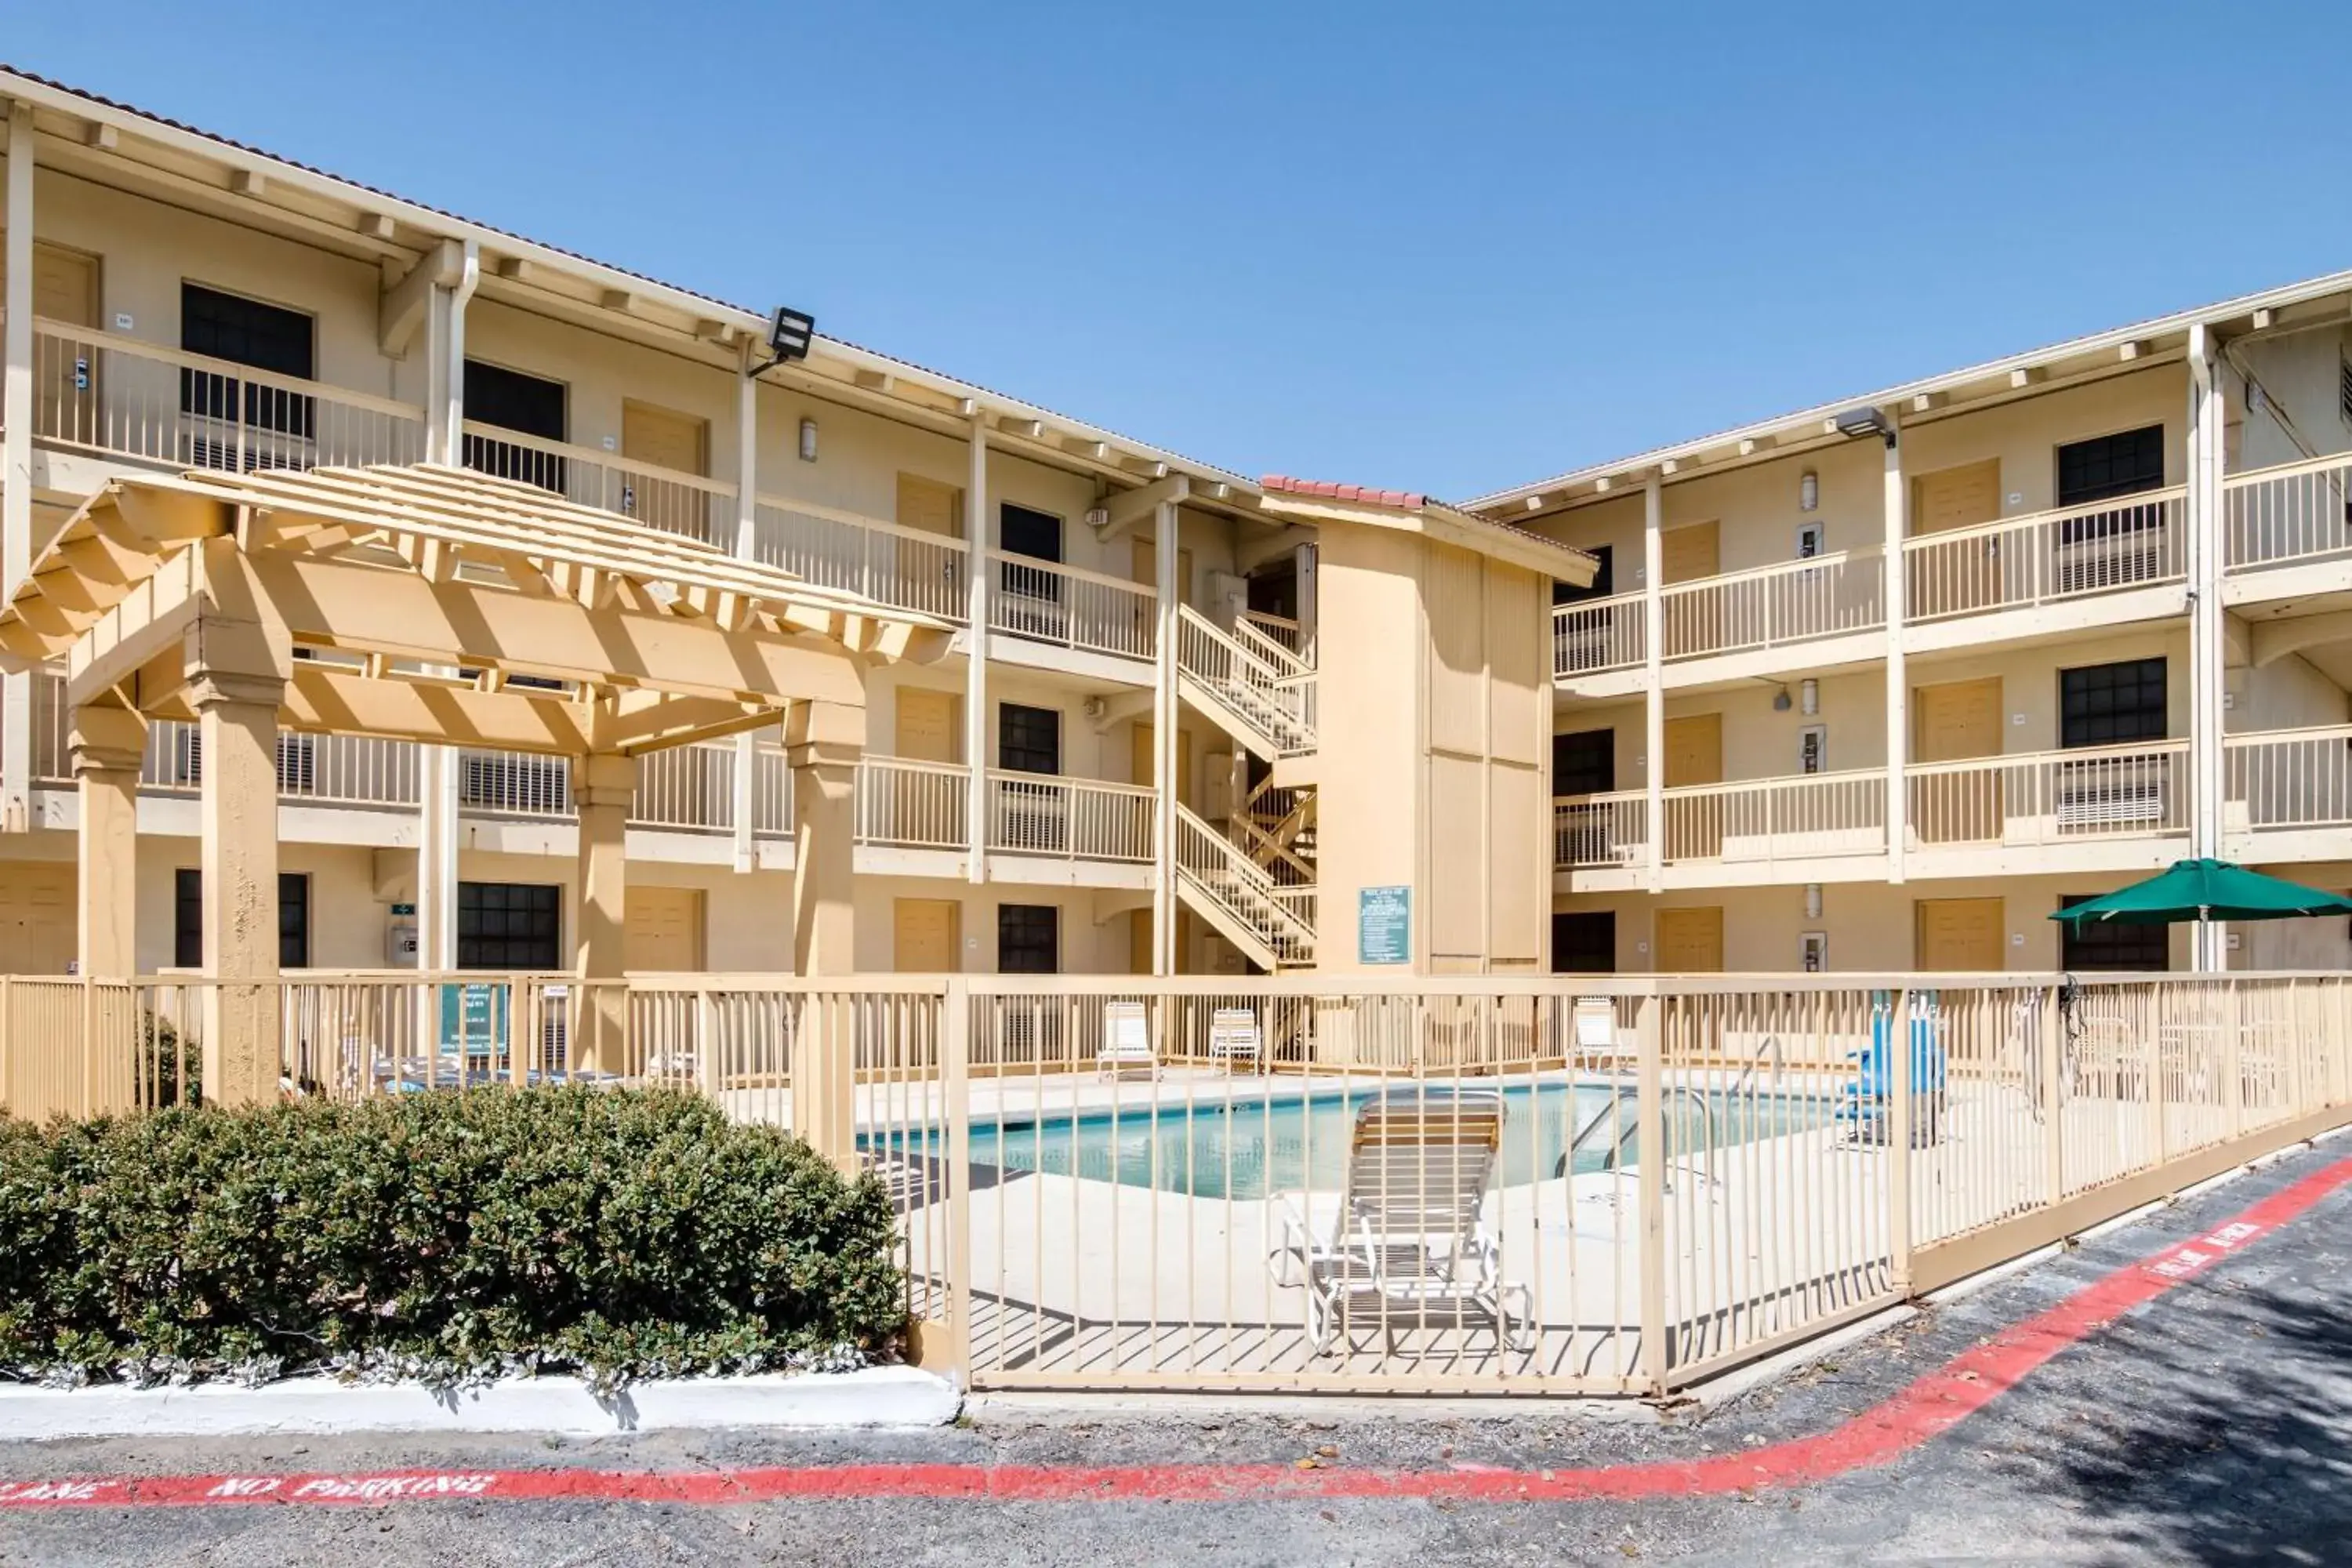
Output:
[1096, 1000, 1160, 1081]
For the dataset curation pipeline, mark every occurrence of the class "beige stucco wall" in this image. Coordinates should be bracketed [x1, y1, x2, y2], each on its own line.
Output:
[2230, 323, 2352, 472]
[1906, 627, 2191, 754]
[2230, 652, 2351, 734]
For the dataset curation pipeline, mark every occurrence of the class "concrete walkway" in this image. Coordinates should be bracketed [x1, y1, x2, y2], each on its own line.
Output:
[2, 1137, 2344, 1565]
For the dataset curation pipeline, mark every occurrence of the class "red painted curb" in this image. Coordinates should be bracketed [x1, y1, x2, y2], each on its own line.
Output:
[2, 1154, 2344, 1512]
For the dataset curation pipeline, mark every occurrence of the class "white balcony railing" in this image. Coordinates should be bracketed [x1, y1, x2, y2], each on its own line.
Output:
[459, 422, 734, 543]
[136, 721, 422, 808]
[1659, 548, 1886, 662]
[28, 321, 427, 474]
[986, 771, 1156, 862]
[986, 552, 1157, 662]
[2224, 724, 2352, 834]
[629, 742, 736, 833]
[752, 745, 793, 839]
[456, 750, 573, 819]
[753, 497, 968, 622]
[1907, 740, 2190, 851]
[1661, 768, 1886, 864]
[2223, 452, 2352, 574]
[1552, 790, 1650, 869]
[1904, 487, 2187, 623]
[1551, 591, 1646, 677]
[27, 666, 68, 786]
[855, 756, 970, 851]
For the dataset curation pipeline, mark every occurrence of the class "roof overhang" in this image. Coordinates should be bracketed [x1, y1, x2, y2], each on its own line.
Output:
[1255, 482, 1598, 584]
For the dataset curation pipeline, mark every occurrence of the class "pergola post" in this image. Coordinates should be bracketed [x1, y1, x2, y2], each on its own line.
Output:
[788, 698, 862, 1174]
[71, 703, 145, 979]
[572, 752, 633, 1074]
[2, 100, 35, 833]
[191, 658, 287, 1107]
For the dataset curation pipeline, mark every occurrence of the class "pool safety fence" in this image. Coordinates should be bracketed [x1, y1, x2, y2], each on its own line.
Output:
[2, 971, 2346, 1396]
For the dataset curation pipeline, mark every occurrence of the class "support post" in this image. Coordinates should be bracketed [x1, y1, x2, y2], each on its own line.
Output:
[2187, 325, 2227, 972]
[572, 752, 632, 1075]
[2040, 978, 2065, 1207]
[732, 346, 761, 874]
[193, 663, 287, 1106]
[416, 244, 476, 975]
[1635, 988, 1668, 1394]
[964, 417, 989, 886]
[1882, 420, 1908, 885]
[71, 704, 145, 978]
[1888, 984, 1915, 1294]
[2, 101, 34, 833]
[1152, 498, 1180, 975]
[788, 699, 862, 1174]
[1642, 478, 1664, 893]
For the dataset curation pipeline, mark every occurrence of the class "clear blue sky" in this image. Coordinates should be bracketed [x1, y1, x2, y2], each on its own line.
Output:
[11, 2, 2352, 499]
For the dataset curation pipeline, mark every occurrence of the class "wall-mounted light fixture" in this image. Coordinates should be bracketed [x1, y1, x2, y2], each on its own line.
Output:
[1804, 884, 1824, 920]
[1773, 687, 1793, 712]
[1799, 469, 1820, 512]
[1800, 678, 1820, 717]
[1834, 405, 1896, 447]
[797, 416, 818, 463]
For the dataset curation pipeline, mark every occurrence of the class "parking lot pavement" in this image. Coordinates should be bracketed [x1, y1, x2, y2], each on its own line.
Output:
[2, 1138, 2346, 1566]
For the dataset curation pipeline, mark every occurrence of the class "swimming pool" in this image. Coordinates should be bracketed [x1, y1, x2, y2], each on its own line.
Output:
[874, 1081, 1828, 1201]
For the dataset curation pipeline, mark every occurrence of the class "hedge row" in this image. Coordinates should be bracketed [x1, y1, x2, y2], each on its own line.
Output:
[0, 1086, 906, 1388]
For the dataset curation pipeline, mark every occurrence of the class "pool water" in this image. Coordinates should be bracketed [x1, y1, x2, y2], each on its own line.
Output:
[874, 1082, 1828, 1201]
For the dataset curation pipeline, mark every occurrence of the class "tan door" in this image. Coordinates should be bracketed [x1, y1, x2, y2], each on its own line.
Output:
[1660, 520, 1721, 655]
[624, 887, 704, 971]
[619, 401, 710, 536]
[0, 864, 75, 975]
[1133, 721, 1194, 810]
[1663, 712, 1724, 859]
[1915, 897, 2004, 971]
[895, 688, 962, 764]
[1654, 906, 1725, 973]
[1910, 459, 2003, 615]
[1130, 539, 1196, 602]
[895, 898, 961, 973]
[895, 474, 965, 539]
[13, 242, 101, 441]
[1913, 677, 2003, 843]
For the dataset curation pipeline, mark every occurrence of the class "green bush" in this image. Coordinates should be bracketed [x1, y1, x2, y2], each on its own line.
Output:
[0, 1087, 905, 1388]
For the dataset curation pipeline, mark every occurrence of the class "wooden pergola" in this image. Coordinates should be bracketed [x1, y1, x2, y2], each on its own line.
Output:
[0, 462, 952, 1102]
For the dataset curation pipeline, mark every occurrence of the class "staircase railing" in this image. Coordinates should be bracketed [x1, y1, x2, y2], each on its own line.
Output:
[1174, 803, 1315, 965]
[1233, 613, 1311, 677]
[1174, 605, 1316, 756]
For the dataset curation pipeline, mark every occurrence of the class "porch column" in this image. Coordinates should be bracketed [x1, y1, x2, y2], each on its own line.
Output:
[1642, 477, 1664, 895]
[192, 662, 287, 1106]
[71, 704, 145, 978]
[2, 101, 34, 832]
[731, 344, 761, 873]
[2187, 324, 2228, 971]
[964, 415, 990, 884]
[788, 699, 862, 1175]
[1152, 498, 1180, 974]
[416, 241, 476, 971]
[572, 752, 632, 1073]
[1882, 416, 1908, 886]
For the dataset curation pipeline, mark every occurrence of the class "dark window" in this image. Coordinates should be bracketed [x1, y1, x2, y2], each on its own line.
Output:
[2060, 894, 2168, 972]
[998, 703, 1062, 775]
[1247, 559, 1299, 620]
[457, 882, 562, 971]
[995, 503, 1064, 624]
[1000, 503, 1062, 563]
[2060, 659, 2167, 747]
[1551, 728, 1615, 797]
[1554, 544, 1615, 605]
[2056, 426, 2165, 507]
[997, 904, 1059, 974]
[180, 283, 316, 452]
[1552, 911, 1616, 975]
[174, 869, 310, 968]
[462, 360, 568, 491]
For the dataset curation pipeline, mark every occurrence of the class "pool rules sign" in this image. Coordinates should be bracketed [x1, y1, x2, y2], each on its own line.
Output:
[1358, 885, 1410, 965]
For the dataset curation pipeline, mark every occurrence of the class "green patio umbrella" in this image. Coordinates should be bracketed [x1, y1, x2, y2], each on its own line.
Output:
[2049, 859, 2352, 927]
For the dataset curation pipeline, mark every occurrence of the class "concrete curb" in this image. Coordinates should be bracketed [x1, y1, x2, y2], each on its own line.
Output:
[0, 1364, 963, 1440]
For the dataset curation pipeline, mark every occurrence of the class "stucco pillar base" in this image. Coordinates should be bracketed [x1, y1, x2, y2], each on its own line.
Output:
[787, 700, 862, 1174]
[193, 670, 286, 1108]
[573, 753, 633, 1076]
[71, 705, 147, 980]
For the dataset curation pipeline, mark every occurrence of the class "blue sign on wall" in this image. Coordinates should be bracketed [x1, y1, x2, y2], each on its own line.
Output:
[438, 982, 508, 1057]
[1358, 885, 1411, 966]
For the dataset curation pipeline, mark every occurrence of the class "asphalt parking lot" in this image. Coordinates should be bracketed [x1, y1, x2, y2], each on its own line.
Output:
[2, 1138, 2346, 1566]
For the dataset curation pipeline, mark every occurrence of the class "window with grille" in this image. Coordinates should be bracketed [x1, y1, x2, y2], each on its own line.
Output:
[996, 904, 1060, 975]
[461, 360, 568, 492]
[180, 283, 316, 462]
[2057, 426, 2166, 507]
[2060, 659, 2167, 747]
[1551, 910, 1615, 974]
[175, 869, 310, 968]
[1551, 729, 1615, 797]
[998, 704, 1062, 775]
[457, 882, 562, 970]
[2060, 894, 2169, 971]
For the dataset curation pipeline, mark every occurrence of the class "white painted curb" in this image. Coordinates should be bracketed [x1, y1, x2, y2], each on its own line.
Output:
[0, 1364, 962, 1440]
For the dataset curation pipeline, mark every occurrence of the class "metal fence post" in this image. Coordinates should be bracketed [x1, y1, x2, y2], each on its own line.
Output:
[1636, 988, 1668, 1396]
[2040, 978, 2065, 1208]
[695, 987, 720, 1101]
[1889, 985, 1914, 1296]
[943, 975, 974, 1383]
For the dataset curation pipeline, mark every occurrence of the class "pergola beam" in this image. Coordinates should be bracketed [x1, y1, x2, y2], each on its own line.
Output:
[1091, 474, 1189, 543]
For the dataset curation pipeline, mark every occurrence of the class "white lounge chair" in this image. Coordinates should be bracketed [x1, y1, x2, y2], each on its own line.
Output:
[1208, 1007, 1263, 1074]
[1271, 1086, 1530, 1356]
[1096, 1000, 1160, 1081]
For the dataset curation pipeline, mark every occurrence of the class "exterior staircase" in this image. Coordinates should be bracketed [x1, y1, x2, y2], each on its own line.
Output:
[1174, 605, 1316, 760]
[1174, 802, 1315, 969]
